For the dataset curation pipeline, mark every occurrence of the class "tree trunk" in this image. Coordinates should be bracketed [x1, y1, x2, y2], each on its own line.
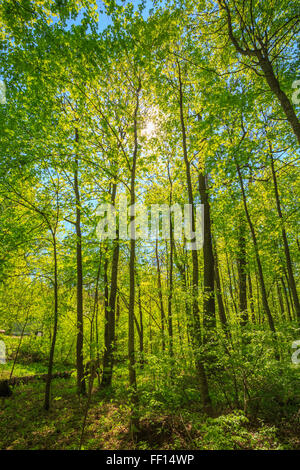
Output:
[247, 272, 255, 323]
[222, 4, 300, 144]
[214, 246, 230, 338]
[237, 217, 248, 326]
[269, 148, 300, 321]
[177, 60, 212, 412]
[137, 283, 144, 367]
[101, 184, 120, 388]
[74, 128, 85, 395]
[44, 234, 59, 410]
[155, 239, 166, 351]
[128, 82, 141, 435]
[276, 280, 285, 320]
[281, 277, 292, 322]
[236, 161, 278, 358]
[198, 172, 216, 333]
[257, 52, 300, 144]
[225, 248, 238, 315]
[167, 201, 174, 358]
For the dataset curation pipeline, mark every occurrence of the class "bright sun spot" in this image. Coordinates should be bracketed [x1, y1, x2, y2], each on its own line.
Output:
[142, 120, 156, 138]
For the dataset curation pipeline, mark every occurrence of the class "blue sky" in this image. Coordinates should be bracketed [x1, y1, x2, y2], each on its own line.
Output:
[68, 0, 155, 32]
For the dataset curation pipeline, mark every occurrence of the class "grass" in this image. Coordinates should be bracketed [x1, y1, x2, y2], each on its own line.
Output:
[1, 365, 299, 450]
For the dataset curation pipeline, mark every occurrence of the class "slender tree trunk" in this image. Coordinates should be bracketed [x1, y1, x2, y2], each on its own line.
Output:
[177, 60, 212, 412]
[167, 197, 174, 358]
[219, 258, 230, 319]
[74, 128, 85, 395]
[284, 268, 296, 320]
[101, 184, 120, 388]
[237, 218, 248, 326]
[94, 250, 102, 387]
[269, 148, 300, 320]
[276, 280, 285, 320]
[101, 236, 119, 387]
[257, 52, 300, 144]
[281, 277, 292, 322]
[128, 82, 141, 435]
[137, 283, 144, 367]
[225, 248, 238, 315]
[236, 162, 278, 358]
[214, 247, 230, 338]
[222, 4, 300, 144]
[174, 245, 193, 350]
[247, 272, 255, 323]
[103, 243, 109, 369]
[115, 294, 120, 347]
[10, 307, 30, 380]
[44, 234, 59, 410]
[255, 268, 262, 324]
[155, 240, 166, 351]
[198, 172, 216, 333]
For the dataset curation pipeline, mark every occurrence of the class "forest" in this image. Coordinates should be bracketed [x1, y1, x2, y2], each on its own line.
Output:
[0, 0, 299, 452]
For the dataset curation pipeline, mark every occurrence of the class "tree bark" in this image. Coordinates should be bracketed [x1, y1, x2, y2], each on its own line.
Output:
[177, 60, 212, 412]
[74, 128, 85, 395]
[247, 272, 255, 323]
[220, 1, 300, 144]
[128, 81, 141, 435]
[269, 147, 300, 321]
[137, 282, 144, 367]
[167, 194, 174, 358]
[236, 162, 278, 358]
[214, 246, 230, 338]
[155, 239, 166, 351]
[101, 184, 120, 388]
[198, 172, 216, 333]
[237, 218, 248, 326]
[281, 277, 292, 322]
[44, 234, 59, 410]
[257, 52, 300, 144]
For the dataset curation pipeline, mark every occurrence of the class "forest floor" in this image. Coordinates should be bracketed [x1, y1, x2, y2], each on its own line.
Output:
[1, 363, 300, 450]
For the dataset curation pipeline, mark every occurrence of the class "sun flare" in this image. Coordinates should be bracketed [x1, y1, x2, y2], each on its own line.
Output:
[142, 119, 156, 138]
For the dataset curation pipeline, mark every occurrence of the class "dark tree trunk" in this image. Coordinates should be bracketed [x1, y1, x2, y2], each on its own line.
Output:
[214, 246, 230, 338]
[222, 3, 300, 144]
[247, 272, 255, 323]
[177, 60, 212, 413]
[174, 245, 193, 351]
[101, 184, 120, 388]
[198, 172, 216, 333]
[74, 128, 85, 396]
[257, 52, 300, 145]
[167, 193, 174, 358]
[236, 162, 278, 358]
[115, 294, 120, 347]
[44, 234, 59, 410]
[281, 277, 292, 322]
[10, 308, 30, 380]
[269, 148, 300, 321]
[225, 248, 238, 315]
[128, 82, 141, 435]
[276, 280, 285, 320]
[237, 218, 248, 326]
[155, 240, 166, 351]
[137, 283, 144, 366]
[94, 250, 102, 387]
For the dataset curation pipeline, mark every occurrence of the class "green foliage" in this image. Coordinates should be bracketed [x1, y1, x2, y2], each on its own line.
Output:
[0, 0, 299, 451]
[194, 411, 280, 450]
